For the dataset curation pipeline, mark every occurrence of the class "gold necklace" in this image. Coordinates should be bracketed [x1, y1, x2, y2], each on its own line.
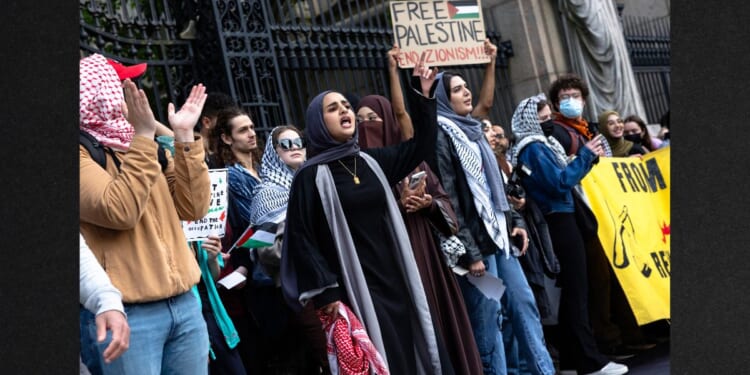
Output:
[338, 157, 360, 184]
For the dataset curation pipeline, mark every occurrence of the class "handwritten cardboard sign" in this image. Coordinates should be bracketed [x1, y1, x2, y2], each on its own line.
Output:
[182, 168, 228, 242]
[390, 0, 490, 68]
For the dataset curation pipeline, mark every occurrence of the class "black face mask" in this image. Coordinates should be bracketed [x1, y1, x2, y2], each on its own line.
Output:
[540, 119, 555, 137]
[624, 134, 642, 144]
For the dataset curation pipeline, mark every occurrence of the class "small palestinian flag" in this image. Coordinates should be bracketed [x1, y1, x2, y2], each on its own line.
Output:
[231, 222, 278, 252]
[447, 1, 480, 19]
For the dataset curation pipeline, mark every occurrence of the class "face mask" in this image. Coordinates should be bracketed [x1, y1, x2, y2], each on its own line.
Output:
[624, 134, 642, 144]
[559, 98, 584, 119]
[357, 120, 385, 149]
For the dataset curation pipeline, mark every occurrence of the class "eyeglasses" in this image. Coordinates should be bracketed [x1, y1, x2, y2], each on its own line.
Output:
[276, 137, 305, 150]
[558, 92, 582, 101]
[494, 133, 506, 139]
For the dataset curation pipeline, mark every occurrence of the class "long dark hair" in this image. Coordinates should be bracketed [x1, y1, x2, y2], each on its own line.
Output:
[210, 107, 263, 168]
[623, 114, 655, 151]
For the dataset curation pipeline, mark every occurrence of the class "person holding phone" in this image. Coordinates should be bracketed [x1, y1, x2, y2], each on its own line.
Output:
[356, 92, 484, 375]
[510, 95, 628, 375]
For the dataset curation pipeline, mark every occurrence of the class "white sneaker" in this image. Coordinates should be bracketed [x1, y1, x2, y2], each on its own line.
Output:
[584, 361, 628, 375]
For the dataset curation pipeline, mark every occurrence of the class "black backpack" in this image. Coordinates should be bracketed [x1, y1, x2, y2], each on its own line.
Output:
[79, 129, 168, 172]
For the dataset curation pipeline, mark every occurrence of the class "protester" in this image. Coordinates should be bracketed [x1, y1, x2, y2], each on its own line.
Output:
[509, 95, 627, 375]
[598, 110, 648, 157]
[79, 233, 130, 375]
[356, 94, 484, 375]
[209, 107, 268, 373]
[79, 53, 211, 374]
[544, 73, 612, 157]
[280, 57, 445, 374]
[623, 114, 662, 152]
[247, 125, 331, 374]
[197, 92, 238, 167]
[432, 70, 555, 375]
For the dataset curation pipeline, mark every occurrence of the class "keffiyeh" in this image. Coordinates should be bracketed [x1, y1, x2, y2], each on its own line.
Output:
[249, 130, 297, 225]
[509, 94, 568, 168]
[318, 303, 390, 375]
[434, 72, 510, 257]
[79, 53, 135, 151]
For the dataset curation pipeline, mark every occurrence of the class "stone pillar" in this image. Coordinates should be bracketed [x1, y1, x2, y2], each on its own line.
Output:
[482, 0, 574, 121]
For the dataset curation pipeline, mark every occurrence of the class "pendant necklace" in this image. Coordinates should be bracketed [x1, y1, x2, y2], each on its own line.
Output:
[338, 157, 360, 184]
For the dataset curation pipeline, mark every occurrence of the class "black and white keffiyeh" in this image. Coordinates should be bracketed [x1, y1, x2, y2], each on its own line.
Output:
[509, 94, 569, 169]
[434, 72, 511, 257]
[249, 130, 298, 225]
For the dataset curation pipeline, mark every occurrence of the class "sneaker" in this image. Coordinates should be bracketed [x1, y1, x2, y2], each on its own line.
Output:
[584, 361, 628, 375]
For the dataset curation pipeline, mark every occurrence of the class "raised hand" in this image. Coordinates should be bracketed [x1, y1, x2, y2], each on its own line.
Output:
[387, 44, 401, 72]
[483, 39, 498, 61]
[168, 83, 207, 142]
[412, 51, 438, 96]
[122, 79, 157, 139]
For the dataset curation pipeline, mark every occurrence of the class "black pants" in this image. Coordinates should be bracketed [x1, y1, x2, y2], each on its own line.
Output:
[545, 212, 609, 373]
[202, 309, 247, 375]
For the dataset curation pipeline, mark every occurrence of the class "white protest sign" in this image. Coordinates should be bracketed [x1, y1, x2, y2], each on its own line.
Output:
[182, 168, 228, 241]
[389, 0, 490, 68]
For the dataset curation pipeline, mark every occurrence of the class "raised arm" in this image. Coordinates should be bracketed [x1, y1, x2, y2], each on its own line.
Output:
[471, 39, 498, 118]
[387, 44, 414, 140]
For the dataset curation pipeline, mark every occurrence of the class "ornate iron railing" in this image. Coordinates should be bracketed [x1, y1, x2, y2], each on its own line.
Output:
[79, 0, 204, 124]
[81, 0, 515, 140]
[622, 15, 670, 124]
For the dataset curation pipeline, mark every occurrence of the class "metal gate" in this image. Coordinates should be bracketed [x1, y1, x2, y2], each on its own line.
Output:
[622, 15, 670, 124]
[81, 0, 515, 139]
[206, 0, 515, 138]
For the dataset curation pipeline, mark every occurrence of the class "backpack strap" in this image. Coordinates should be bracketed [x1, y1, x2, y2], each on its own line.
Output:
[79, 129, 168, 172]
[552, 121, 582, 155]
[79, 129, 107, 169]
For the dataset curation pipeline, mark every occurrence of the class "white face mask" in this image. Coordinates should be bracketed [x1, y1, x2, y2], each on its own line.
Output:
[559, 98, 584, 119]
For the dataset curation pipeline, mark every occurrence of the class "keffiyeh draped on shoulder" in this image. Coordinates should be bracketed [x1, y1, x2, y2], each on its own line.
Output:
[249, 131, 297, 225]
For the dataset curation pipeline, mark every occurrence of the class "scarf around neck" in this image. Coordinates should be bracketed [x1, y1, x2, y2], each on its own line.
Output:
[249, 130, 299, 225]
[79, 53, 135, 151]
[435, 72, 510, 256]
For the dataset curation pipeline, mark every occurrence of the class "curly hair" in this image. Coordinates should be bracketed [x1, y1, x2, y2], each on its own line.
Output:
[548, 73, 589, 111]
[210, 107, 263, 168]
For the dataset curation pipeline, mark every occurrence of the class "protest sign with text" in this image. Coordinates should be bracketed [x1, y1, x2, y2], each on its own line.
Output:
[389, 0, 490, 67]
[581, 147, 670, 325]
[182, 168, 228, 242]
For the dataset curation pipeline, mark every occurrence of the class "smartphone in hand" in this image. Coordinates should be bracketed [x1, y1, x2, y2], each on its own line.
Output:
[408, 171, 427, 189]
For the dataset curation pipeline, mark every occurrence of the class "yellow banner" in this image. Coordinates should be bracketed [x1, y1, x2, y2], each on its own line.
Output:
[580, 146, 670, 325]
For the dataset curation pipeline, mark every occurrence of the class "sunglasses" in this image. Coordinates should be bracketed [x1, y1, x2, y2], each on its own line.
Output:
[276, 137, 305, 150]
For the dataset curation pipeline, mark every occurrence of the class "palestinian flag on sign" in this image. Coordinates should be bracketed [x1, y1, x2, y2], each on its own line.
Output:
[230, 222, 278, 252]
[447, 0, 480, 19]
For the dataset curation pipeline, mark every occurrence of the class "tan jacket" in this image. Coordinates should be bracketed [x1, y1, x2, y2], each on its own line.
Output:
[80, 135, 210, 303]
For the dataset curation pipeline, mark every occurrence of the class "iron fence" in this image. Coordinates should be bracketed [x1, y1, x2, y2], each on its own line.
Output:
[622, 15, 670, 124]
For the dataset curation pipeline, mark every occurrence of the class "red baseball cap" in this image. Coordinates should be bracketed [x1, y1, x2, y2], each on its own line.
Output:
[106, 58, 147, 81]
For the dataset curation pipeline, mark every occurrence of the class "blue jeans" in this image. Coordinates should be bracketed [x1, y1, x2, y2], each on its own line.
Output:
[80, 291, 209, 375]
[496, 253, 555, 375]
[457, 254, 506, 375]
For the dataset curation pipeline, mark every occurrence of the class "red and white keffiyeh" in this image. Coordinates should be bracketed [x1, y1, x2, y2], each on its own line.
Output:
[318, 304, 389, 375]
[79, 53, 135, 151]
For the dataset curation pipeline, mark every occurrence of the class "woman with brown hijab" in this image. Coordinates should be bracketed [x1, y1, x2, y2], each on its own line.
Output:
[598, 110, 647, 157]
[356, 94, 483, 375]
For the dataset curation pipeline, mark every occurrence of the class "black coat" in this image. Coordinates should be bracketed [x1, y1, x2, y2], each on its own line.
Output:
[432, 129, 526, 267]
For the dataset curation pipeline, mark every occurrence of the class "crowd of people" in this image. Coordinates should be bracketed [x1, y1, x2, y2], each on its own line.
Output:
[79, 42, 669, 375]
